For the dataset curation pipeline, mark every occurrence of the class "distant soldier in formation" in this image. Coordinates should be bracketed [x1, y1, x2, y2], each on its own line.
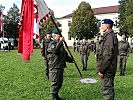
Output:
[41, 31, 52, 79]
[97, 19, 118, 100]
[79, 37, 90, 71]
[118, 34, 130, 76]
[73, 41, 77, 52]
[8, 41, 11, 52]
[76, 40, 80, 52]
[47, 29, 73, 100]
[90, 40, 95, 52]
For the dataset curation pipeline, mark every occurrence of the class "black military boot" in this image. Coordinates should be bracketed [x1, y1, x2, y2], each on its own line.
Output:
[52, 93, 60, 100]
[120, 71, 125, 76]
[82, 67, 85, 71]
[120, 71, 122, 76]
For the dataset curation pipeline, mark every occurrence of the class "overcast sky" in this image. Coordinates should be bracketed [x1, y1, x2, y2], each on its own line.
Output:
[0, 0, 119, 18]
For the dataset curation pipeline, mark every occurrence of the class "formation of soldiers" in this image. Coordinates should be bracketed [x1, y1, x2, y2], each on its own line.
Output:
[95, 33, 130, 76]
[41, 19, 131, 100]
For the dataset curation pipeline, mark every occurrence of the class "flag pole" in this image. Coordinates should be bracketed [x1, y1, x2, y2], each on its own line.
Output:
[50, 15, 83, 78]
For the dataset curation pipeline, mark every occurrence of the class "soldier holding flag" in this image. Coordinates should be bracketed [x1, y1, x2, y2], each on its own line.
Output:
[18, 1, 81, 100]
[47, 29, 74, 100]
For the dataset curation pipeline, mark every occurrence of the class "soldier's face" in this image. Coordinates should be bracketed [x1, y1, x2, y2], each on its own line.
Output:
[121, 35, 126, 40]
[100, 24, 109, 32]
[54, 34, 61, 40]
[46, 34, 52, 39]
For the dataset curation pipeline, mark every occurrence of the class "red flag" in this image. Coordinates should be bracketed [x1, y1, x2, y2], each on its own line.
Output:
[18, 0, 51, 60]
[18, 0, 34, 60]
[0, 11, 3, 34]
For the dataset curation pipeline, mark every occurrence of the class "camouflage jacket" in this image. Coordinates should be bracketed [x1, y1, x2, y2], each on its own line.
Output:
[47, 40, 73, 69]
[41, 38, 52, 58]
[118, 40, 130, 56]
[98, 30, 118, 78]
[80, 42, 90, 55]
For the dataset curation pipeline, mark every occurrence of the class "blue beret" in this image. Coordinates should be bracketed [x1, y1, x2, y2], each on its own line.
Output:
[46, 31, 52, 34]
[102, 19, 114, 26]
[52, 29, 59, 34]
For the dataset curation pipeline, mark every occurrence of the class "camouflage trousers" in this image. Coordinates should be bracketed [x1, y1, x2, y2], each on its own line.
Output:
[44, 60, 49, 80]
[81, 54, 88, 70]
[118, 55, 127, 75]
[49, 68, 64, 94]
[101, 77, 115, 100]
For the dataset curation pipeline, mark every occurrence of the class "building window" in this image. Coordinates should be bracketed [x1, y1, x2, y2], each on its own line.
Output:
[68, 35, 71, 40]
[68, 21, 71, 26]
[68, 31, 71, 40]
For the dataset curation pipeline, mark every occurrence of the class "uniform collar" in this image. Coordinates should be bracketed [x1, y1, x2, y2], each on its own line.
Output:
[103, 29, 114, 37]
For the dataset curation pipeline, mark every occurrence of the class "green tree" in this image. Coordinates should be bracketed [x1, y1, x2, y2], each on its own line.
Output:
[118, 0, 128, 34]
[118, 0, 133, 37]
[39, 10, 60, 39]
[69, 1, 99, 39]
[3, 3, 19, 46]
[125, 0, 133, 36]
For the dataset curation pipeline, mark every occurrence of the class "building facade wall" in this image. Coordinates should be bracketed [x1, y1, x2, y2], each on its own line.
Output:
[57, 12, 119, 46]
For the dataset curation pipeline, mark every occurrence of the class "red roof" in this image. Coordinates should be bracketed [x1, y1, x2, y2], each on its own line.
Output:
[61, 5, 118, 18]
[93, 6, 118, 14]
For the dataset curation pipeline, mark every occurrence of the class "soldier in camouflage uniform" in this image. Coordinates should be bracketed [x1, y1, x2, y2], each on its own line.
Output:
[47, 29, 73, 100]
[76, 40, 80, 52]
[41, 31, 52, 79]
[118, 34, 130, 76]
[97, 19, 118, 100]
[79, 37, 90, 71]
[73, 41, 77, 52]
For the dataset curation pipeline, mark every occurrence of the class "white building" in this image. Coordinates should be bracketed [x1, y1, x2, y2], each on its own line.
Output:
[57, 6, 121, 46]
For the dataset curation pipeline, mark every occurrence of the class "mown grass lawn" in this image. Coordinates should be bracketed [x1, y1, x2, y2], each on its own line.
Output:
[0, 49, 133, 100]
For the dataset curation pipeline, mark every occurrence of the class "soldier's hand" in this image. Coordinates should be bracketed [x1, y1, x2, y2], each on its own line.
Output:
[43, 57, 46, 60]
[40, 44, 43, 49]
[98, 72, 103, 78]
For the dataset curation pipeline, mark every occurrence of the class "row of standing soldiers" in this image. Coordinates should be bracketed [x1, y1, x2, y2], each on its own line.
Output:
[95, 34, 130, 76]
[73, 32, 130, 100]
[73, 40, 95, 53]
[74, 33, 130, 76]
[42, 29, 129, 100]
